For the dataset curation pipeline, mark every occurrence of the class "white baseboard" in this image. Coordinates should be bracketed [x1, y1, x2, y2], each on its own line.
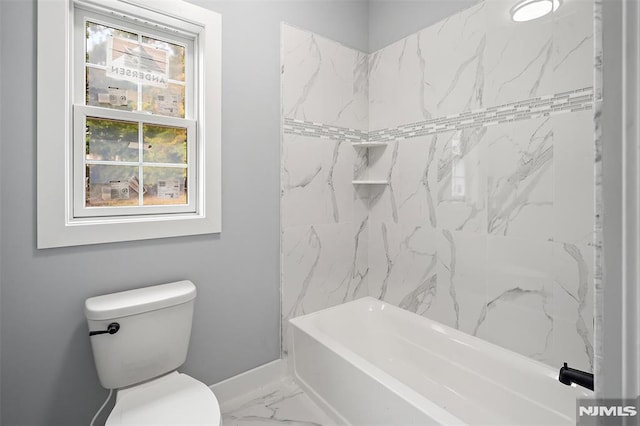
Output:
[209, 358, 287, 404]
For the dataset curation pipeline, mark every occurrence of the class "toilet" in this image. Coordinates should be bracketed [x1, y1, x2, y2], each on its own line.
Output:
[85, 280, 221, 425]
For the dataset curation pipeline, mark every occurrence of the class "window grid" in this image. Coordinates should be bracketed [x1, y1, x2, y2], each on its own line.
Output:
[74, 106, 196, 218]
[83, 18, 189, 118]
[75, 11, 196, 218]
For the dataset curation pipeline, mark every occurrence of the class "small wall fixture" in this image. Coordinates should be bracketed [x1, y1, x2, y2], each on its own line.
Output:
[510, 0, 561, 22]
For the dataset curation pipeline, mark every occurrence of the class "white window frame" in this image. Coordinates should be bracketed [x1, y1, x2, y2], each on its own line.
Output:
[37, 0, 221, 248]
[73, 6, 197, 217]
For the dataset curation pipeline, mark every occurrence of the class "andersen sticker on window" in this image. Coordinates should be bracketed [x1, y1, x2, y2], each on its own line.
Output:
[106, 37, 169, 88]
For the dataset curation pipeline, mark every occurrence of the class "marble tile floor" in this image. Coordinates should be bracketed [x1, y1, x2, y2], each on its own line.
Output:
[221, 376, 336, 426]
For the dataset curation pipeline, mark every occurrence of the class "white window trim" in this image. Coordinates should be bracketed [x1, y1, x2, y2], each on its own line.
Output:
[37, 0, 221, 248]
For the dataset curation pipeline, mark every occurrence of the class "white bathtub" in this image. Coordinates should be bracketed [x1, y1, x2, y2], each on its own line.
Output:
[289, 297, 592, 425]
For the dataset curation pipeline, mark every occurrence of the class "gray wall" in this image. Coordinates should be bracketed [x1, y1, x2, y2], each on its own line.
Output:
[0, 1, 368, 424]
[0, 0, 3, 422]
[368, 0, 479, 52]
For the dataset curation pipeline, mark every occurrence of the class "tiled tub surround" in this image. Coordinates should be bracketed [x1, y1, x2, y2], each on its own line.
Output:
[281, 23, 371, 357]
[281, 0, 595, 373]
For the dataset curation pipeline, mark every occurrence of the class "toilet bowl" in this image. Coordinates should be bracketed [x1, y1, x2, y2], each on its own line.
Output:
[85, 281, 221, 425]
[106, 372, 220, 425]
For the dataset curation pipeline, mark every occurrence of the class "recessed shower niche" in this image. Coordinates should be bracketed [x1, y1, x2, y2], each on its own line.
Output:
[352, 142, 389, 185]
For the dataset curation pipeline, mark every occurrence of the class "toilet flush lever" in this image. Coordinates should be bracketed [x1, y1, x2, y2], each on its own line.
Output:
[89, 322, 120, 337]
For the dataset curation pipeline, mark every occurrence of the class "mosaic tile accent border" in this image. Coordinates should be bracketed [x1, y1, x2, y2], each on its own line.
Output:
[283, 87, 594, 142]
[283, 119, 368, 142]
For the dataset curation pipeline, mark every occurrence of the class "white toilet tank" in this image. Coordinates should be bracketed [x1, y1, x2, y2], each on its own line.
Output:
[85, 281, 197, 389]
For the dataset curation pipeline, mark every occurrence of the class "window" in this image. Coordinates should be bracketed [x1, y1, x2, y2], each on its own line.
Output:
[74, 9, 196, 217]
[37, 0, 221, 248]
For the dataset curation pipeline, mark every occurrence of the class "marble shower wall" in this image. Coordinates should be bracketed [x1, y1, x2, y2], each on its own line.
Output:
[282, 0, 595, 372]
[281, 24, 370, 354]
[367, 0, 595, 372]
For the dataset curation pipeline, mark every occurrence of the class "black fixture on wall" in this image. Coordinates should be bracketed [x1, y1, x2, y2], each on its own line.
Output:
[558, 362, 594, 391]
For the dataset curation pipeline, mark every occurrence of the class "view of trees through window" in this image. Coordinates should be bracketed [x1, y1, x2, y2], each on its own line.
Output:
[82, 20, 190, 209]
[85, 118, 188, 207]
[85, 21, 186, 117]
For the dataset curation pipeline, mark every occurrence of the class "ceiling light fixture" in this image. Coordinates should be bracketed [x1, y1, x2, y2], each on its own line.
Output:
[511, 0, 561, 22]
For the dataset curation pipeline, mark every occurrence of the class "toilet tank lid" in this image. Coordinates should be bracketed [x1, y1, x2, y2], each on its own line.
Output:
[85, 280, 197, 320]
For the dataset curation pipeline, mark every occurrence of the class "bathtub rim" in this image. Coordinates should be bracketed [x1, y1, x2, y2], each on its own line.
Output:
[289, 299, 467, 425]
[291, 296, 593, 385]
[289, 296, 592, 424]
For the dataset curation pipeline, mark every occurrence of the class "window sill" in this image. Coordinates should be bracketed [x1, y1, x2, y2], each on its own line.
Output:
[38, 211, 221, 248]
